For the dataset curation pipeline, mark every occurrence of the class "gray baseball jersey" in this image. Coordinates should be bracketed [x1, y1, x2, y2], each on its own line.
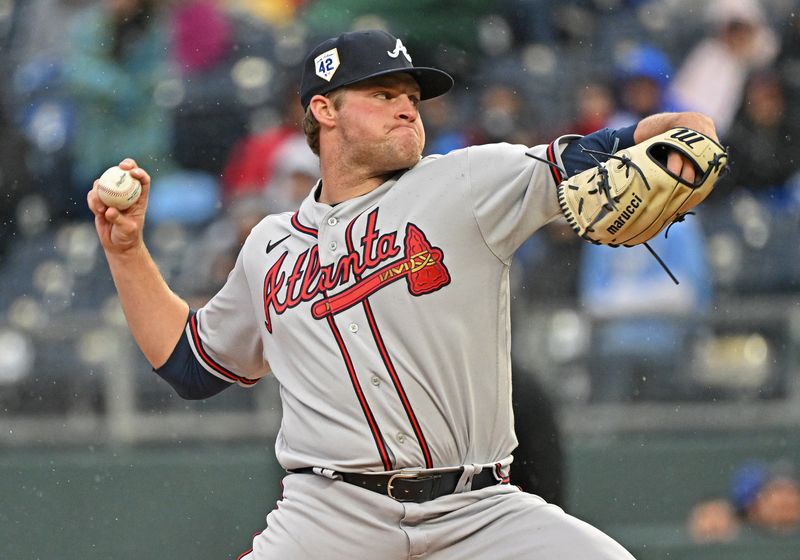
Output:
[186, 138, 573, 475]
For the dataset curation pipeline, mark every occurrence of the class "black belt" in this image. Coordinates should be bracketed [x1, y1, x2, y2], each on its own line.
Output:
[294, 468, 503, 503]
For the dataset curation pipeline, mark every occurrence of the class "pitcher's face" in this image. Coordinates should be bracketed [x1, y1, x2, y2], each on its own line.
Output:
[334, 74, 426, 174]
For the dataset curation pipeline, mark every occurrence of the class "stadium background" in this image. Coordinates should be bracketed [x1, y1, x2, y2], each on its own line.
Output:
[1, 0, 800, 558]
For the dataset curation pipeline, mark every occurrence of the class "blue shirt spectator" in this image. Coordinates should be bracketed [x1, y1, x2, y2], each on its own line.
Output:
[578, 218, 713, 401]
[65, 1, 172, 197]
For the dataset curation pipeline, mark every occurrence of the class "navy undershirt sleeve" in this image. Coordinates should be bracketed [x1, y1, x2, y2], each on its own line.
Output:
[153, 310, 232, 400]
[561, 124, 637, 177]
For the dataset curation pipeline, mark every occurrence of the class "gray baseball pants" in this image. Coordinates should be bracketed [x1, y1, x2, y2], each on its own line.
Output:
[237, 472, 636, 559]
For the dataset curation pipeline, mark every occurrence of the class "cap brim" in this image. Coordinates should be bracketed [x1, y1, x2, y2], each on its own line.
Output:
[316, 66, 454, 104]
[399, 67, 455, 100]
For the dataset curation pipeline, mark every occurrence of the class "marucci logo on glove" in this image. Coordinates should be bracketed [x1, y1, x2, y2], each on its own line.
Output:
[606, 193, 643, 235]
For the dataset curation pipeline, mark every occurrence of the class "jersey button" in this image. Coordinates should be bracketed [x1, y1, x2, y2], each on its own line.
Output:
[370, 375, 380, 387]
[327, 217, 338, 226]
[329, 241, 337, 251]
[348, 323, 359, 333]
[396, 432, 406, 444]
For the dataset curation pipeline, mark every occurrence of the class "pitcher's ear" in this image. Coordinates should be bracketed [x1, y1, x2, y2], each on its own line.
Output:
[309, 94, 338, 127]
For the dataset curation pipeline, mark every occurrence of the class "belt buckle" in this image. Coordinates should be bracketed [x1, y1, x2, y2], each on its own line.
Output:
[387, 471, 426, 501]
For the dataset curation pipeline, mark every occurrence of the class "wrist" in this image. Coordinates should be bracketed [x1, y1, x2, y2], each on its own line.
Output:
[634, 112, 717, 143]
[105, 241, 149, 264]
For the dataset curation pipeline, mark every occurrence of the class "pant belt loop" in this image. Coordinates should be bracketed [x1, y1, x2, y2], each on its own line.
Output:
[454, 464, 479, 494]
[312, 467, 341, 480]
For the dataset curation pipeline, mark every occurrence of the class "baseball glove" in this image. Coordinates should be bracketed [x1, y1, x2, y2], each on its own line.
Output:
[557, 127, 728, 247]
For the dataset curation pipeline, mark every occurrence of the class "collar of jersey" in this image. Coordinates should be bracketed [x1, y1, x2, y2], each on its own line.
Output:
[295, 172, 405, 232]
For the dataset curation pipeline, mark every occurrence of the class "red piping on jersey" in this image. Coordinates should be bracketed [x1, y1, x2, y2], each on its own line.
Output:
[495, 462, 510, 484]
[291, 211, 318, 238]
[235, 527, 266, 560]
[189, 314, 258, 386]
[345, 214, 434, 469]
[326, 311, 393, 471]
[362, 299, 433, 468]
[235, 477, 285, 559]
[546, 140, 564, 186]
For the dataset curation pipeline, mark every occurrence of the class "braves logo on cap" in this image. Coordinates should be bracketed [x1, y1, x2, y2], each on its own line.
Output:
[386, 39, 412, 62]
[314, 48, 340, 82]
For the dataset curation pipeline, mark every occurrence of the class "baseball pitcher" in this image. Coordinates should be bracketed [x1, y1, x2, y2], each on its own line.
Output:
[87, 30, 726, 559]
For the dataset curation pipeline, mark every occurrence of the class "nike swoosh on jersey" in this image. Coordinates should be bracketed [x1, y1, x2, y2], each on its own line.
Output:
[266, 234, 291, 254]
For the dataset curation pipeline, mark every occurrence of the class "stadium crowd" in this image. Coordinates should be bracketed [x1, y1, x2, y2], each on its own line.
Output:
[1, 0, 799, 410]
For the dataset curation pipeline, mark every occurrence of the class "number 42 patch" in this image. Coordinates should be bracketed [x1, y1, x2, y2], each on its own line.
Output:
[314, 48, 340, 82]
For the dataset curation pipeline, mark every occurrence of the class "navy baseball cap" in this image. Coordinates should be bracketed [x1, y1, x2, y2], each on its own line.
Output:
[299, 30, 454, 110]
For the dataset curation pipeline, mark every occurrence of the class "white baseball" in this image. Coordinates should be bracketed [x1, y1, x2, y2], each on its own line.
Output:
[97, 166, 142, 210]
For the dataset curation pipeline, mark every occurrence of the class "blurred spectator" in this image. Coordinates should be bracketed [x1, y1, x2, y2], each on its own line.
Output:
[172, 0, 233, 75]
[3, 0, 83, 220]
[421, 95, 470, 155]
[670, 0, 779, 136]
[567, 81, 616, 136]
[175, 193, 268, 303]
[578, 219, 713, 402]
[725, 70, 800, 194]
[221, 87, 312, 204]
[224, 0, 306, 26]
[688, 460, 800, 543]
[498, 0, 565, 46]
[775, 10, 800, 111]
[472, 83, 539, 146]
[168, 0, 253, 176]
[221, 121, 295, 199]
[300, 0, 497, 77]
[261, 134, 319, 213]
[607, 43, 681, 129]
[1, 0, 86, 63]
[735, 473, 800, 534]
[688, 498, 741, 543]
[0, 81, 33, 257]
[65, 0, 173, 202]
[499, 0, 616, 48]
